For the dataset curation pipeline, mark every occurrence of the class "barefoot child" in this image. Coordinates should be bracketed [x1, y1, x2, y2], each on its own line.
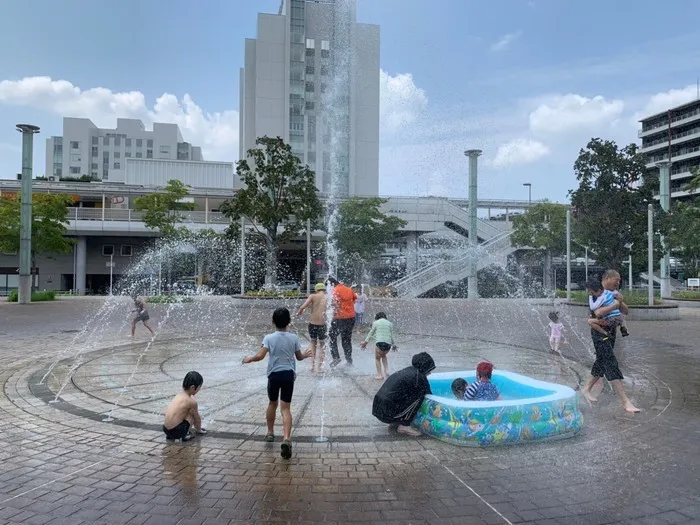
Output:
[547, 311, 565, 355]
[360, 312, 397, 380]
[242, 307, 313, 459]
[163, 371, 207, 442]
[131, 295, 155, 337]
[602, 270, 630, 337]
[586, 279, 622, 338]
[295, 283, 328, 374]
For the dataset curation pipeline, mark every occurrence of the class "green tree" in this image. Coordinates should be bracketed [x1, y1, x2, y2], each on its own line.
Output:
[0, 193, 74, 289]
[510, 201, 567, 289]
[133, 179, 195, 237]
[685, 167, 700, 193]
[330, 197, 407, 282]
[667, 200, 700, 277]
[220, 136, 322, 287]
[569, 138, 658, 270]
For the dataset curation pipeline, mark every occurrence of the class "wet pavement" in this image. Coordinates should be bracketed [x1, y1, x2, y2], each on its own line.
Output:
[0, 296, 699, 524]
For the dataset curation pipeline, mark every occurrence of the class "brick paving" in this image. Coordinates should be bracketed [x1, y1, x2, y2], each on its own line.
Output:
[0, 296, 699, 524]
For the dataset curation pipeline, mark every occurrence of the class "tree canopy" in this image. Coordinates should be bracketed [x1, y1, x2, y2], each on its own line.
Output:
[510, 201, 568, 254]
[133, 179, 195, 237]
[568, 138, 658, 270]
[220, 136, 322, 286]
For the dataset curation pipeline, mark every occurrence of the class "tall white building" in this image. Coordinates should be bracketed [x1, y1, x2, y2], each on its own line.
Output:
[240, 0, 380, 196]
[46, 118, 203, 182]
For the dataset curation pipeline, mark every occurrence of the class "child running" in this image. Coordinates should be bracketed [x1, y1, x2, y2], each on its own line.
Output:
[131, 295, 155, 337]
[242, 307, 312, 459]
[602, 270, 630, 337]
[295, 283, 329, 375]
[587, 279, 622, 338]
[360, 312, 397, 380]
[547, 311, 565, 355]
[163, 371, 207, 442]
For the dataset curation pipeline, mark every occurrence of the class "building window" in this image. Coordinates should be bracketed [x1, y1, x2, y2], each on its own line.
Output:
[91, 171, 98, 178]
[54, 166, 62, 177]
[159, 145, 170, 154]
[135, 152, 143, 158]
[114, 162, 120, 169]
[70, 141, 79, 150]
[308, 151, 316, 164]
[305, 47, 315, 57]
[125, 138, 131, 147]
[70, 154, 81, 162]
[321, 40, 330, 51]
[146, 150, 153, 159]
[125, 151, 131, 157]
[91, 146, 98, 157]
[147, 139, 153, 148]
[306, 38, 315, 49]
[102, 245, 115, 257]
[91, 163, 98, 169]
[114, 152, 120, 159]
[114, 137, 121, 147]
[53, 144, 62, 154]
[70, 167, 80, 174]
[306, 82, 315, 92]
[136, 139, 143, 147]
[321, 65, 329, 76]
[92, 136, 98, 145]
[120, 245, 133, 257]
[104, 136, 110, 146]
[306, 101, 315, 110]
[103, 169, 108, 179]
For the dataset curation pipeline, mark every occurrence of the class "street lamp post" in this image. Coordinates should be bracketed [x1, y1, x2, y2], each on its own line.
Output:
[566, 209, 571, 300]
[464, 149, 482, 300]
[16, 124, 40, 305]
[624, 243, 633, 291]
[656, 160, 672, 298]
[523, 183, 532, 205]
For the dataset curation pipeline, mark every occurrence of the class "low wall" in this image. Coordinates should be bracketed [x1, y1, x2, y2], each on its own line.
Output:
[565, 302, 680, 321]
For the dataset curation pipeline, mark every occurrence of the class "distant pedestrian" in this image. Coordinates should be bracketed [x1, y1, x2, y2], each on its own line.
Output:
[131, 295, 155, 337]
[326, 276, 357, 367]
[354, 285, 368, 326]
[547, 311, 565, 355]
[242, 307, 313, 459]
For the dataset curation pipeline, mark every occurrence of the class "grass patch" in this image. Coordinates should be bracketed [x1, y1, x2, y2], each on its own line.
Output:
[146, 295, 195, 304]
[555, 289, 662, 305]
[672, 290, 700, 300]
[6, 290, 56, 302]
[245, 290, 306, 299]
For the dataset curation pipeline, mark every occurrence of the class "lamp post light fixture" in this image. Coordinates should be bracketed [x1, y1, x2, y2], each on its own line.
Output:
[523, 183, 532, 205]
[16, 124, 40, 305]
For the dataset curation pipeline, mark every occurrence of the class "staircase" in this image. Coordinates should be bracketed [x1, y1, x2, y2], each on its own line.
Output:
[639, 272, 686, 291]
[389, 231, 516, 297]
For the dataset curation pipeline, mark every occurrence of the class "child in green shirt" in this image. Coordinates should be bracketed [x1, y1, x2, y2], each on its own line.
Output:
[361, 312, 397, 380]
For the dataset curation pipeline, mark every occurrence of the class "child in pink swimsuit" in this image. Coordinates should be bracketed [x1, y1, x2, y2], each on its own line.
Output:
[547, 312, 565, 355]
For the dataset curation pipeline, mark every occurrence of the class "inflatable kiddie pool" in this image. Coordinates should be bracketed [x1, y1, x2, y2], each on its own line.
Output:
[413, 370, 583, 446]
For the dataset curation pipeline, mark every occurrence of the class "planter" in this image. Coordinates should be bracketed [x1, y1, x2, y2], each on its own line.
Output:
[565, 301, 680, 321]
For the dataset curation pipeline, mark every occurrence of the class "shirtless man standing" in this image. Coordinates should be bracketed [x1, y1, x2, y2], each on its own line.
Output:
[296, 283, 329, 375]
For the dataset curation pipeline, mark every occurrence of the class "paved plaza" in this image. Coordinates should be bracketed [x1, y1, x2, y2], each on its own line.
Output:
[0, 296, 699, 525]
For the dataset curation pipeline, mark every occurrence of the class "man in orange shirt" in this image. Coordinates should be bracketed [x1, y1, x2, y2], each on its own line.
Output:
[327, 276, 357, 367]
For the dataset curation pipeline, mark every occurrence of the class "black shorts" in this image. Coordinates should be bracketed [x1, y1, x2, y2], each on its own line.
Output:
[163, 420, 190, 440]
[308, 323, 327, 341]
[135, 312, 150, 322]
[376, 342, 391, 353]
[590, 333, 623, 381]
[268, 370, 295, 403]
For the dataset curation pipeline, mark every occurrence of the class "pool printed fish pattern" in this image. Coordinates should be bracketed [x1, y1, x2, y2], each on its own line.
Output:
[413, 397, 583, 446]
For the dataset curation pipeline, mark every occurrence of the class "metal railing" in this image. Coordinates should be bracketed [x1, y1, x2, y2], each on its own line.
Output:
[66, 207, 231, 225]
[390, 230, 516, 297]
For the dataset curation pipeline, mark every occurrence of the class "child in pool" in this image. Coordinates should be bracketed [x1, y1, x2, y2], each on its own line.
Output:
[451, 362, 501, 401]
[547, 311, 565, 355]
[163, 371, 207, 442]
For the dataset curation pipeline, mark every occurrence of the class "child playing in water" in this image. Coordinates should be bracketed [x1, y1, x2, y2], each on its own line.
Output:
[242, 307, 313, 459]
[131, 295, 155, 337]
[163, 371, 207, 442]
[464, 362, 501, 401]
[360, 312, 397, 380]
[587, 279, 623, 338]
[602, 270, 630, 337]
[295, 283, 329, 375]
[451, 378, 469, 400]
[547, 311, 565, 355]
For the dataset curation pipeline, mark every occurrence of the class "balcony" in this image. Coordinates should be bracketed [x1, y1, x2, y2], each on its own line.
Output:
[640, 126, 700, 153]
[645, 144, 700, 168]
[639, 106, 700, 137]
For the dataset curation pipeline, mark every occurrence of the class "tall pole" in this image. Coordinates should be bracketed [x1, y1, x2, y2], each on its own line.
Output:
[523, 183, 532, 205]
[585, 247, 589, 282]
[16, 124, 40, 304]
[109, 254, 114, 295]
[464, 149, 482, 300]
[566, 209, 571, 301]
[656, 161, 671, 298]
[628, 254, 633, 291]
[306, 218, 311, 295]
[647, 204, 654, 306]
[240, 216, 246, 295]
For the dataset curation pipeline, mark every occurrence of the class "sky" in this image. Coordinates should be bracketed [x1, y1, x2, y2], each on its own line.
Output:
[1, 0, 700, 203]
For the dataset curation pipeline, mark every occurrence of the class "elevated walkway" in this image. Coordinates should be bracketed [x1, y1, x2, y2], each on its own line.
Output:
[639, 272, 686, 291]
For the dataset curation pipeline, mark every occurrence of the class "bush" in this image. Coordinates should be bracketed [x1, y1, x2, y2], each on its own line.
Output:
[672, 290, 700, 300]
[245, 290, 305, 298]
[146, 295, 195, 303]
[556, 289, 661, 305]
[6, 290, 56, 302]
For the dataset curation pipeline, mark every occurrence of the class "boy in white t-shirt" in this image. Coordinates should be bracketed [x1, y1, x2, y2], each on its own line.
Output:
[547, 311, 565, 355]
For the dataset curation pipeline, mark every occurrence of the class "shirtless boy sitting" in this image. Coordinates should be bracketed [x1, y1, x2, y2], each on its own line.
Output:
[163, 371, 207, 442]
[296, 283, 329, 374]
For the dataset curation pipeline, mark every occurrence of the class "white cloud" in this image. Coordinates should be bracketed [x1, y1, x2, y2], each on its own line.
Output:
[529, 94, 624, 135]
[491, 31, 523, 52]
[490, 138, 550, 168]
[0, 76, 239, 161]
[637, 84, 699, 119]
[380, 70, 428, 134]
